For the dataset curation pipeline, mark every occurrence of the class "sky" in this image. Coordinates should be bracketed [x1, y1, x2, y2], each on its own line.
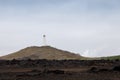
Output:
[0, 0, 120, 57]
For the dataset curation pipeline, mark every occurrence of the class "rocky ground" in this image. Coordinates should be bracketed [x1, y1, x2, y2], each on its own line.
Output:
[0, 59, 120, 80]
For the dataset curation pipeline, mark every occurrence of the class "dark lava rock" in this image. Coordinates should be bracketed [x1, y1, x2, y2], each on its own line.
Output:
[112, 66, 120, 71]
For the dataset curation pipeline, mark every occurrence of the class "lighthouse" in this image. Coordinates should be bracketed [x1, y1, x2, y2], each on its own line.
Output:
[43, 35, 47, 46]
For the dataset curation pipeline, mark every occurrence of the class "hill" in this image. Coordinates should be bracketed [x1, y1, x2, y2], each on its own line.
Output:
[0, 46, 86, 60]
[101, 55, 120, 60]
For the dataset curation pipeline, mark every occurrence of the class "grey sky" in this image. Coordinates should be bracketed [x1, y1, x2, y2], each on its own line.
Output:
[0, 0, 120, 57]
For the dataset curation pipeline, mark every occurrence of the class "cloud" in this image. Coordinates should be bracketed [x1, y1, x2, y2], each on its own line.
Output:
[0, 0, 120, 57]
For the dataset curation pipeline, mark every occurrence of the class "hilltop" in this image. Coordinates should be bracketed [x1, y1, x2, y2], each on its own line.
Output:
[0, 46, 86, 60]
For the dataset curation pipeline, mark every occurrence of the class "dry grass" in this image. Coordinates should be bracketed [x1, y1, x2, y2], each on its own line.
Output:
[0, 46, 86, 60]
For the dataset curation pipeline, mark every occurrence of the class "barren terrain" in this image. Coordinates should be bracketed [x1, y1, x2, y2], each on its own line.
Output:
[0, 60, 119, 80]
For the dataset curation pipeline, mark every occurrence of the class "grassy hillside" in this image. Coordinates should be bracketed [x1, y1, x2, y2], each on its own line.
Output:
[101, 55, 120, 60]
[0, 46, 87, 60]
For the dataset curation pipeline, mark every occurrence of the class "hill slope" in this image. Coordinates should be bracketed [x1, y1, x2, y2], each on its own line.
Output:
[0, 46, 85, 60]
[101, 55, 120, 60]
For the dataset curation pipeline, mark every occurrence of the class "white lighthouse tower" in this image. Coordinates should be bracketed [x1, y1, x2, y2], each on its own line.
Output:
[43, 35, 47, 46]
